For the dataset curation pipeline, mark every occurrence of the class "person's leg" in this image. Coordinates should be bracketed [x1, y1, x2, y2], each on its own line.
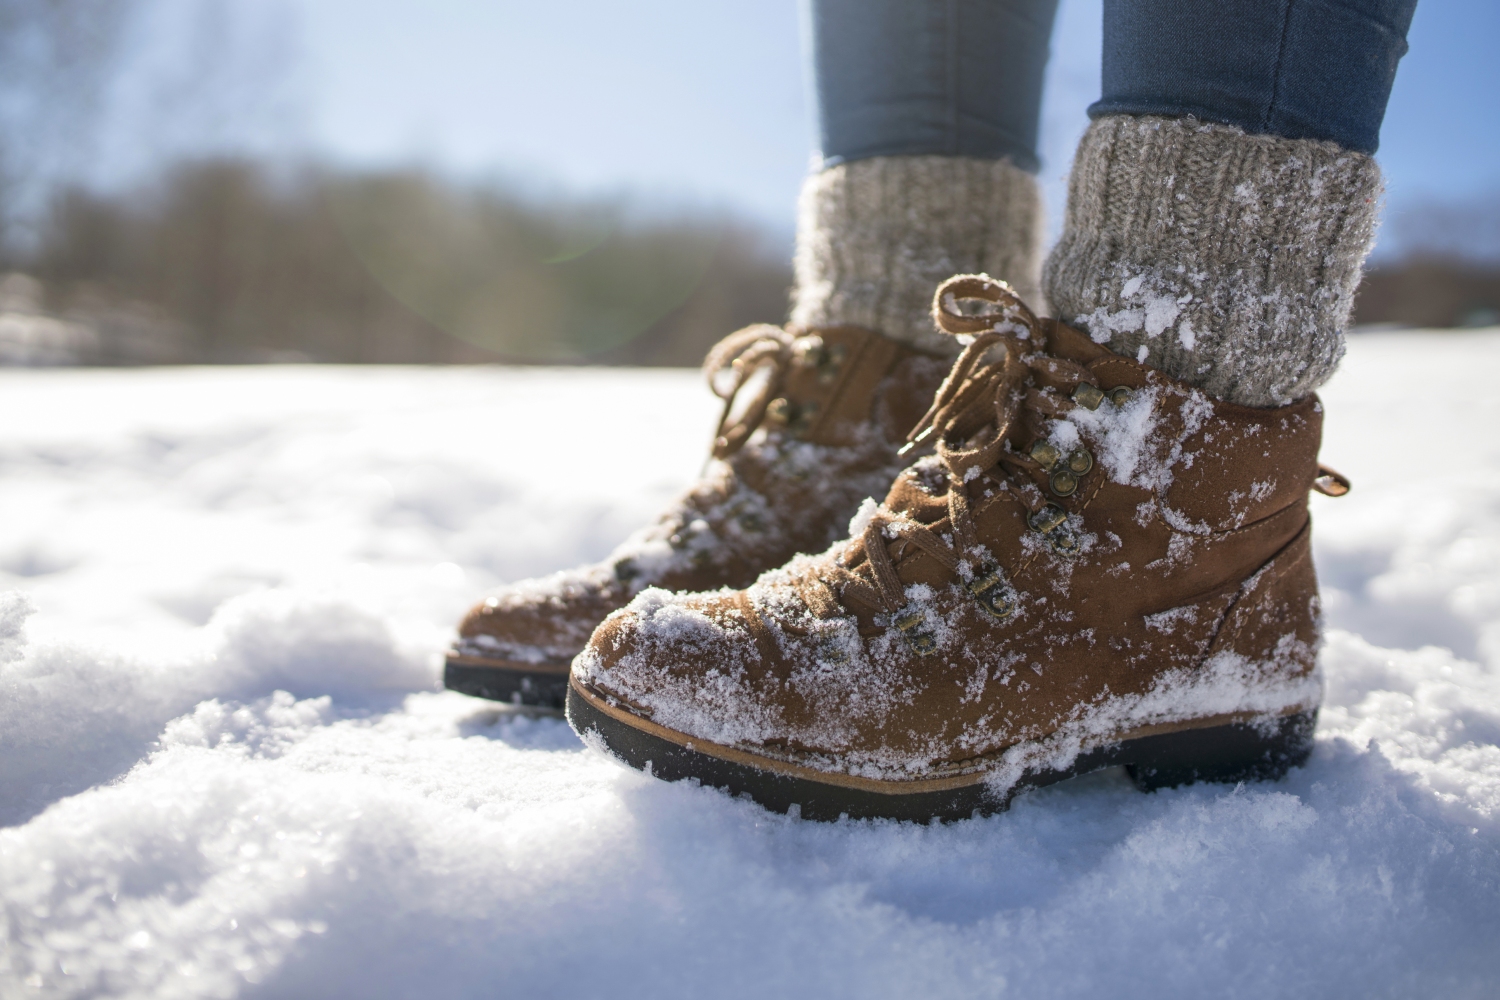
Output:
[569, 1, 1398, 814]
[791, 0, 1059, 353]
[449, 2, 1065, 704]
[1044, 0, 1418, 407]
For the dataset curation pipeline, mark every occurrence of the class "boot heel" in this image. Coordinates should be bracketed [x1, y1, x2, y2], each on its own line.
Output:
[1124, 711, 1316, 792]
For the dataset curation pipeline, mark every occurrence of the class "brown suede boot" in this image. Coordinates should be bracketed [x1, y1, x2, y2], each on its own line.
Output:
[446, 324, 948, 707]
[568, 275, 1349, 820]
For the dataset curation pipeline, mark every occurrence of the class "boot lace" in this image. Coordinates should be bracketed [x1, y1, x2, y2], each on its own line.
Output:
[702, 324, 850, 460]
[815, 275, 1109, 646]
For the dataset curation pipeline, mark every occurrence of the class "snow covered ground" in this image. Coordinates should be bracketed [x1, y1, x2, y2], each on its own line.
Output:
[1, 330, 1498, 998]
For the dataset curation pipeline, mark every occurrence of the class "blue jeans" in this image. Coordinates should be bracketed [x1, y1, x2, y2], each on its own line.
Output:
[806, 0, 1059, 170]
[808, 0, 1418, 166]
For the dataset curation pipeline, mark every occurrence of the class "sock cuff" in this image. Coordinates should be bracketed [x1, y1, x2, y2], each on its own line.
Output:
[791, 155, 1042, 354]
[1043, 115, 1382, 406]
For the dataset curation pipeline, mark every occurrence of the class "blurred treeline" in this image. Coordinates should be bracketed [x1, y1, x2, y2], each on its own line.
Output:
[0, 0, 1496, 367]
[1353, 191, 1500, 330]
[13, 156, 1499, 365]
[0, 0, 793, 365]
[19, 156, 1490, 364]
[17, 160, 792, 364]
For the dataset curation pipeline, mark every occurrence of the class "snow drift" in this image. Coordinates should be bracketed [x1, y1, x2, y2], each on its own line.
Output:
[0, 336, 1497, 998]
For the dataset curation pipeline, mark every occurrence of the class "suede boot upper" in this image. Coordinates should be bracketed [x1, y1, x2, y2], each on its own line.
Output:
[453, 324, 948, 669]
[575, 276, 1330, 792]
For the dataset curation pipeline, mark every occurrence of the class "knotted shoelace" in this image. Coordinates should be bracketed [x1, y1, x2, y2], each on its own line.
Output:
[797, 274, 1352, 630]
[702, 324, 799, 460]
[820, 275, 1098, 619]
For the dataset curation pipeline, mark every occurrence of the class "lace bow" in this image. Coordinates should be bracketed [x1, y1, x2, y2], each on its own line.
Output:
[829, 275, 1094, 623]
[701, 324, 796, 460]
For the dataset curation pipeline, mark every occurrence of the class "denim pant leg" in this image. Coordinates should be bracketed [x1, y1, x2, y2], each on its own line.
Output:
[1092, 0, 1419, 153]
[805, 0, 1059, 171]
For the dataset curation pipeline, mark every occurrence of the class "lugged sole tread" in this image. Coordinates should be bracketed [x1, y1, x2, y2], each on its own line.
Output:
[567, 683, 1316, 823]
[444, 658, 570, 709]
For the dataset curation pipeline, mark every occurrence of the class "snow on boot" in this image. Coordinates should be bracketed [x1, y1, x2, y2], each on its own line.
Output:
[568, 275, 1349, 820]
[446, 324, 948, 707]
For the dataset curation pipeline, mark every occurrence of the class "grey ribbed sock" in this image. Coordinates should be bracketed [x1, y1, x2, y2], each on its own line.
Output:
[1043, 115, 1382, 407]
[791, 155, 1042, 355]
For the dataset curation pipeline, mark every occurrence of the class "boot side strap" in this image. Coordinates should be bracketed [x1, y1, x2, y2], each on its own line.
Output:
[1312, 464, 1351, 497]
[800, 328, 902, 445]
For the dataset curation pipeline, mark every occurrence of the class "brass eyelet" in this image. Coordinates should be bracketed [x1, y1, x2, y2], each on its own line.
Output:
[817, 637, 851, 665]
[1049, 469, 1079, 497]
[1107, 386, 1133, 406]
[792, 335, 847, 385]
[1067, 449, 1093, 474]
[1028, 503, 1068, 534]
[967, 567, 1018, 621]
[892, 608, 938, 655]
[1047, 529, 1080, 556]
[766, 398, 817, 436]
[789, 400, 818, 435]
[1028, 503, 1079, 556]
[1029, 440, 1060, 469]
[791, 335, 824, 365]
[1072, 383, 1105, 410]
[819, 344, 848, 384]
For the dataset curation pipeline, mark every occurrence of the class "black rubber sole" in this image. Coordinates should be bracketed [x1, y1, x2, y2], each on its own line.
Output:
[568, 684, 1316, 823]
[444, 657, 570, 709]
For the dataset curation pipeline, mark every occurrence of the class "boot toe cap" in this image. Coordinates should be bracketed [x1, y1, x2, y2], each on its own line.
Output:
[455, 565, 621, 661]
[573, 588, 779, 744]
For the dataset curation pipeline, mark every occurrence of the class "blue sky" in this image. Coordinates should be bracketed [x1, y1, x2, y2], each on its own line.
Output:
[109, 0, 1499, 255]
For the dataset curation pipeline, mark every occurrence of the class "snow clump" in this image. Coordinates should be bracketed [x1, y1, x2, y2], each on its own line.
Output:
[0, 343, 1497, 997]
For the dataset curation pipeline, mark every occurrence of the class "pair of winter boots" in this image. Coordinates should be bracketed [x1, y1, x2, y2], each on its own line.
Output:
[448, 275, 1344, 821]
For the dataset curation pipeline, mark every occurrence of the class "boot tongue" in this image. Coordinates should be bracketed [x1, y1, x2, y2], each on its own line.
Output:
[879, 459, 952, 525]
[1043, 318, 1114, 365]
[864, 315, 1089, 543]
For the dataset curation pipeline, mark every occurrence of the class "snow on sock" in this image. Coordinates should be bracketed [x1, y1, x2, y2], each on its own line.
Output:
[790, 155, 1042, 355]
[1043, 115, 1382, 408]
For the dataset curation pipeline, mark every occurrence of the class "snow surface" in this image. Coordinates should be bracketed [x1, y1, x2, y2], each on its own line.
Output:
[1, 335, 1498, 998]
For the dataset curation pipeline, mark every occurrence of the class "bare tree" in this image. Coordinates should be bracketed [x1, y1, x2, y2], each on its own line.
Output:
[0, 0, 140, 257]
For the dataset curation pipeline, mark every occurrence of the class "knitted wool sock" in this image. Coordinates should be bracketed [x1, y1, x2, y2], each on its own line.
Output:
[1043, 115, 1382, 407]
[791, 155, 1042, 355]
